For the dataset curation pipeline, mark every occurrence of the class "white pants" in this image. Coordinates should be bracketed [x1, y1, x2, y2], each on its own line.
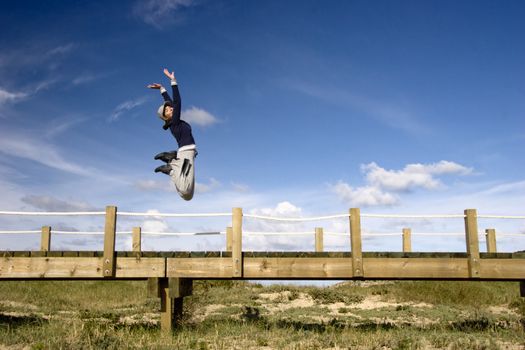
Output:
[169, 149, 196, 201]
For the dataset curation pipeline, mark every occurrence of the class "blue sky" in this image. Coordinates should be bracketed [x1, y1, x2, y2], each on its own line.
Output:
[0, 0, 524, 252]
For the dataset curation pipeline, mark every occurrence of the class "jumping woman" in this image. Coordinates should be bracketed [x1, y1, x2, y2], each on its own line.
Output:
[147, 68, 196, 201]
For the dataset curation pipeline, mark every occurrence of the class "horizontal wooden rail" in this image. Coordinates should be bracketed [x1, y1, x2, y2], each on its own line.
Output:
[1, 252, 524, 280]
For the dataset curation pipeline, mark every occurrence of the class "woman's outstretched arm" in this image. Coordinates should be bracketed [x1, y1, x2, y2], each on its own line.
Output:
[163, 68, 181, 122]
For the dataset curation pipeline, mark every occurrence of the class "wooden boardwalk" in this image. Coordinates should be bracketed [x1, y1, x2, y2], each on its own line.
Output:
[1, 206, 524, 331]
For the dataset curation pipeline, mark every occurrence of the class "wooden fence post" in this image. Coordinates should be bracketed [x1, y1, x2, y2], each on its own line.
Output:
[103, 205, 117, 278]
[232, 208, 243, 277]
[485, 229, 497, 253]
[520, 281, 525, 298]
[40, 226, 51, 252]
[349, 208, 363, 278]
[402, 228, 412, 253]
[132, 227, 141, 253]
[464, 209, 480, 278]
[315, 227, 324, 252]
[226, 226, 233, 252]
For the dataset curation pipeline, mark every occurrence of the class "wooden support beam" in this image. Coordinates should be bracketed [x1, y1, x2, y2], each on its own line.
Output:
[173, 297, 184, 324]
[485, 229, 497, 253]
[40, 226, 51, 252]
[350, 208, 363, 277]
[464, 209, 480, 278]
[232, 208, 243, 277]
[132, 227, 141, 253]
[169, 278, 193, 298]
[402, 228, 412, 253]
[226, 226, 233, 252]
[315, 227, 324, 252]
[148, 277, 160, 298]
[159, 278, 173, 332]
[103, 206, 117, 278]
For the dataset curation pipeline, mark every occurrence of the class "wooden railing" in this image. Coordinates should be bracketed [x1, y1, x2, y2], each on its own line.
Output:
[1, 205, 524, 332]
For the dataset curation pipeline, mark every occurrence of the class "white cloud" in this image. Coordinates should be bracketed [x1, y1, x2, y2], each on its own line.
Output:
[0, 88, 27, 105]
[231, 182, 250, 193]
[285, 80, 428, 135]
[44, 44, 76, 57]
[251, 201, 303, 218]
[44, 116, 86, 138]
[109, 96, 148, 122]
[363, 161, 472, 192]
[135, 179, 167, 191]
[133, 0, 197, 29]
[72, 73, 103, 86]
[332, 160, 472, 207]
[0, 131, 91, 176]
[138, 210, 170, 232]
[333, 182, 398, 207]
[182, 106, 219, 127]
[20, 195, 99, 212]
[196, 178, 221, 193]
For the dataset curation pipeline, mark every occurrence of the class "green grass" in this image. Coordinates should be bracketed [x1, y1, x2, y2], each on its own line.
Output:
[0, 280, 524, 349]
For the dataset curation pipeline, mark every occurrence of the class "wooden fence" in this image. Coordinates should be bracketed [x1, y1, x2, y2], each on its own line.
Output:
[1, 206, 524, 331]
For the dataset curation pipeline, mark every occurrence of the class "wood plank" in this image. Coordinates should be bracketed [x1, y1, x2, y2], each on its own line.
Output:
[350, 208, 363, 277]
[169, 278, 193, 298]
[148, 277, 160, 298]
[363, 258, 469, 279]
[132, 227, 141, 253]
[167, 258, 233, 278]
[464, 209, 481, 278]
[402, 228, 411, 253]
[103, 206, 117, 277]
[485, 229, 497, 253]
[40, 226, 51, 252]
[232, 208, 243, 277]
[244, 258, 351, 278]
[226, 226, 233, 252]
[159, 278, 173, 332]
[479, 259, 525, 279]
[0, 257, 165, 278]
[115, 258, 165, 278]
[315, 228, 323, 252]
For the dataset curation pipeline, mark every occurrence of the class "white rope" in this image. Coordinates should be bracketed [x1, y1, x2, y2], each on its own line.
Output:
[0, 211, 105, 216]
[361, 214, 466, 219]
[478, 215, 525, 219]
[412, 232, 464, 236]
[244, 231, 313, 236]
[244, 213, 349, 222]
[0, 230, 41, 234]
[1, 210, 522, 220]
[325, 232, 349, 237]
[118, 212, 230, 218]
[141, 231, 223, 236]
[0, 230, 224, 236]
[363, 232, 403, 236]
[50, 231, 134, 235]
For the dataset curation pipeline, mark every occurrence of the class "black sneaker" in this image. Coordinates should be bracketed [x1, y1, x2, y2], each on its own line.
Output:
[154, 151, 178, 163]
[154, 164, 172, 175]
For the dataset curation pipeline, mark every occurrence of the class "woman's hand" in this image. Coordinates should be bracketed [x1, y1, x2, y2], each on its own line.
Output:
[147, 83, 162, 89]
[163, 68, 176, 81]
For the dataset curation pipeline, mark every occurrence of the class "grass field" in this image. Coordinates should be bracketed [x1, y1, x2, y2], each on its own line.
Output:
[0, 279, 524, 349]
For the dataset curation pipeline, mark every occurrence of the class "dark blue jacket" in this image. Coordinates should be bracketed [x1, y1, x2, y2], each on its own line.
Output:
[162, 84, 196, 148]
